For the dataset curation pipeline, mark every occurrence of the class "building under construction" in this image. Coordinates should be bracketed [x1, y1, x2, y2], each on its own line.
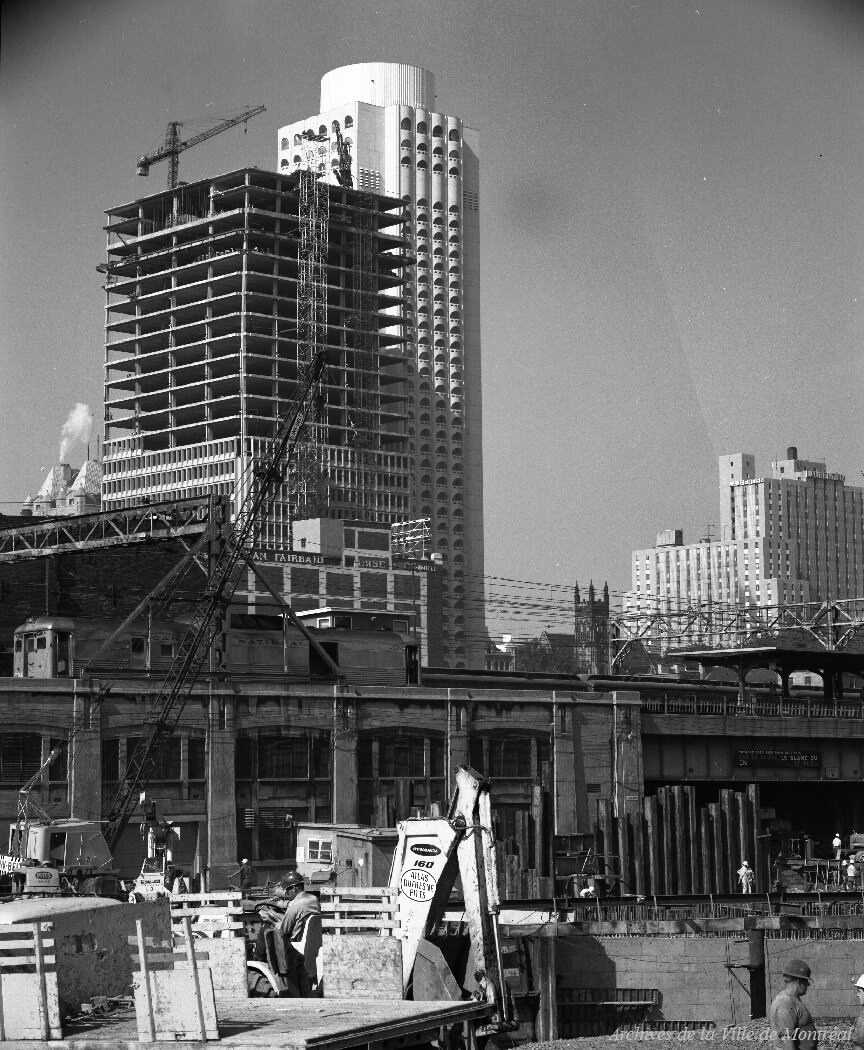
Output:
[101, 167, 412, 546]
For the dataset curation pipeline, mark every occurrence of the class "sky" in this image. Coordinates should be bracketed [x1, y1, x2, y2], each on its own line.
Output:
[2, 0, 863, 637]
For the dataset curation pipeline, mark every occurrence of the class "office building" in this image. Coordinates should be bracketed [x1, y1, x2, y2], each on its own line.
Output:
[624, 448, 864, 641]
[278, 62, 485, 666]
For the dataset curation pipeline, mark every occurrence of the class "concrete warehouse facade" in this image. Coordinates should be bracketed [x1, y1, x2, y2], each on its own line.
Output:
[278, 63, 485, 668]
[0, 675, 636, 888]
[624, 447, 864, 643]
[101, 167, 412, 544]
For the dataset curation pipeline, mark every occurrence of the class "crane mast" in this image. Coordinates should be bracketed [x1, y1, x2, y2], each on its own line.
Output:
[102, 349, 327, 852]
[137, 105, 266, 189]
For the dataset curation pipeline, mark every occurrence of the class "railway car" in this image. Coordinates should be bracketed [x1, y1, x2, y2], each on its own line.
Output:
[13, 616, 181, 678]
[12, 608, 419, 687]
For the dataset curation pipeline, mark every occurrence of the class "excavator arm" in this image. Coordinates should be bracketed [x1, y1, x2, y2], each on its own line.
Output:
[389, 767, 514, 1027]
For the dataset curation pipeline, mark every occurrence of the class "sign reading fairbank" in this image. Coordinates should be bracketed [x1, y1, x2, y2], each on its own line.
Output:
[252, 549, 340, 566]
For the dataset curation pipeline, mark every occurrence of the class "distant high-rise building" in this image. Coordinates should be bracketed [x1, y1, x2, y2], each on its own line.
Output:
[100, 167, 411, 544]
[624, 448, 864, 638]
[278, 62, 485, 667]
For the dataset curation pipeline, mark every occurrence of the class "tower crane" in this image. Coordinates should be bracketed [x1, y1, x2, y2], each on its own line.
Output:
[137, 105, 266, 189]
[102, 348, 327, 853]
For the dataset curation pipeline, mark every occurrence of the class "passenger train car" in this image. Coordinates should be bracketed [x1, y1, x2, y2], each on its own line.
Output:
[12, 608, 419, 688]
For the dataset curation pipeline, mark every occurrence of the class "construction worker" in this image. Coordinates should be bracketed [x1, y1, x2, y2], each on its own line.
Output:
[851, 974, 864, 1048]
[769, 959, 817, 1050]
[239, 858, 254, 893]
[833, 833, 843, 860]
[737, 860, 754, 894]
[256, 872, 322, 994]
[848, 859, 858, 891]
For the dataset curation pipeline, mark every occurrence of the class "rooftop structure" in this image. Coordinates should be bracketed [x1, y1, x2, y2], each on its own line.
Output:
[22, 461, 102, 518]
[101, 167, 412, 546]
[278, 62, 485, 667]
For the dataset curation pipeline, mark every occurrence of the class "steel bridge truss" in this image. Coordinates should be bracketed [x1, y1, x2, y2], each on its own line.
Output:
[610, 598, 864, 669]
[0, 499, 210, 563]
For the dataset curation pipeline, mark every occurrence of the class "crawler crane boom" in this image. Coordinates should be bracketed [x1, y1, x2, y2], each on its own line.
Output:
[102, 350, 327, 852]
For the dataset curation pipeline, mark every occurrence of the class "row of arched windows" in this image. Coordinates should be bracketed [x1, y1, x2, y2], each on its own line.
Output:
[400, 118, 459, 141]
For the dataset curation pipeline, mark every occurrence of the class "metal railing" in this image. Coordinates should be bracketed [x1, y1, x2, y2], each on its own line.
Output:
[641, 693, 864, 719]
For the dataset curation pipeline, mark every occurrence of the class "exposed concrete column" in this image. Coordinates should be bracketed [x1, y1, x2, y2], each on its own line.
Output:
[569, 705, 591, 833]
[69, 683, 101, 820]
[332, 694, 358, 823]
[611, 690, 643, 822]
[206, 690, 237, 888]
[446, 694, 470, 795]
[552, 696, 578, 836]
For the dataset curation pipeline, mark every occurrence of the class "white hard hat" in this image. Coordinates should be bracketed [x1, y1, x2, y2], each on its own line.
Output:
[854, 974, 864, 990]
[242, 858, 249, 864]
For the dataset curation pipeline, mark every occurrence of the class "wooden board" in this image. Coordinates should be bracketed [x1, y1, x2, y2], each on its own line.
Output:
[321, 935, 403, 999]
[0, 922, 62, 1041]
[133, 967, 219, 1041]
[52, 996, 493, 1050]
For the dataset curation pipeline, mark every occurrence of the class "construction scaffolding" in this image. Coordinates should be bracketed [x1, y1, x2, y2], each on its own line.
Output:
[294, 134, 331, 523]
[391, 519, 432, 560]
[346, 191, 378, 518]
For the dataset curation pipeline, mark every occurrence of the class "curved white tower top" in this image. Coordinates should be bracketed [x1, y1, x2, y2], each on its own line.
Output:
[320, 62, 435, 111]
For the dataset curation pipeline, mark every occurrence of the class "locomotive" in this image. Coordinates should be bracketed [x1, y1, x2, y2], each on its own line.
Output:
[12, 607, 419, 688]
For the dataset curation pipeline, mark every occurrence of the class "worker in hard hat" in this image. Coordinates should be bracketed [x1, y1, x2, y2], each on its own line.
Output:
[851, 974, 864, 1048]
[833, 833, 843, 861]
[239, 858, 254, 893]
[737, 860, 754, 894]
[256, 871, 322, 995]
[770, 959, 817, 1050]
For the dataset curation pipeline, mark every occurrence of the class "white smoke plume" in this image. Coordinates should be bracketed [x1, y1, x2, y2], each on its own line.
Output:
[58, 403, 93, 463]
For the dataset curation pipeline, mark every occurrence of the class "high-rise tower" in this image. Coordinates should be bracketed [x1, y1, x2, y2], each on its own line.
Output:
[278, 63, 485, 667]
[101, 167, 412, 538]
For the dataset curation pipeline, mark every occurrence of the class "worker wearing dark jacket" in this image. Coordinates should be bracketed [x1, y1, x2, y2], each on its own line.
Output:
[770, 959, 817, 1050]
[275, 871, 322, 993]
[276, 872, 321, 942]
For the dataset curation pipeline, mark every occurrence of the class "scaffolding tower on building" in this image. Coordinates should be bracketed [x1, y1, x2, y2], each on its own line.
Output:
[391, 518, 432, 560]
[294, 135, 331, 524]
[347, 191, 378, 518]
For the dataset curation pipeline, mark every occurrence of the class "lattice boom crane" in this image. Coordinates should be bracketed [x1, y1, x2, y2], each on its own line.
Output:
[102, 349, 327, 852]
[137, 105, 266, 189]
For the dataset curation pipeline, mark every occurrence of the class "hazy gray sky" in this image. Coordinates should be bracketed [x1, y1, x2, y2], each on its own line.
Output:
[2, 0, 863, 635]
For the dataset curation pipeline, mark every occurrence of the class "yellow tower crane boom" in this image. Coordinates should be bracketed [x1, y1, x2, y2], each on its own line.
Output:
[137, 105, 266, 189]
